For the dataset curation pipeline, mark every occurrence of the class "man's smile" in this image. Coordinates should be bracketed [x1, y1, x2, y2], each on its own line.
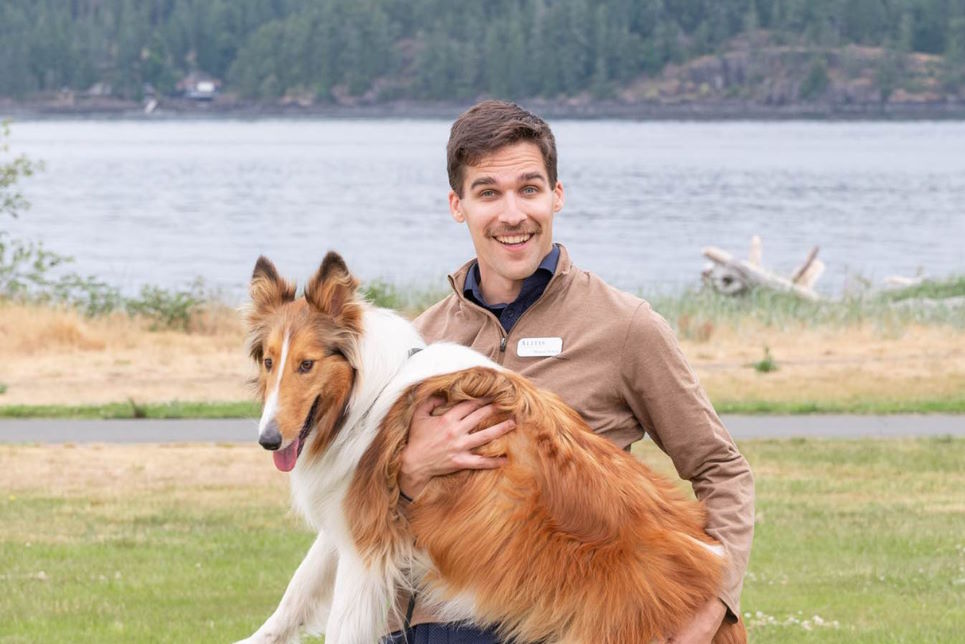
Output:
[494, 232, 535, 247]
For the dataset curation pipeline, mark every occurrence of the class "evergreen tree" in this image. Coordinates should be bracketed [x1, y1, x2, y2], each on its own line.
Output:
[943, 15, 965, 90]
[0, 0, 961, 102]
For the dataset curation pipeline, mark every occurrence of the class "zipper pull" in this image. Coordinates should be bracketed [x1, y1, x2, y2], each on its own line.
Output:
[499, 336, 507, 352]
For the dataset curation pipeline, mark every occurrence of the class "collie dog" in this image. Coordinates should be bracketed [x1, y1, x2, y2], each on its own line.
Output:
[238, 253, 746, 644]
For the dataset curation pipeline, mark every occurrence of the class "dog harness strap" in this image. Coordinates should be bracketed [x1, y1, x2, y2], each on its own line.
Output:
[399, 348, 421, 639]
[403, 592, 417, 633]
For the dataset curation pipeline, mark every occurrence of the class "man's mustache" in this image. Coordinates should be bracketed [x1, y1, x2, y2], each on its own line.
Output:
[488, 225, 542, 237]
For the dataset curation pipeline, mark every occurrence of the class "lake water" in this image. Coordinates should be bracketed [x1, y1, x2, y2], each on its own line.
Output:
[6, 119, 965, 300]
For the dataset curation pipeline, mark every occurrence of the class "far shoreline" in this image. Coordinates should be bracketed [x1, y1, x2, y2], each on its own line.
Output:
[4, 96, 965, 122]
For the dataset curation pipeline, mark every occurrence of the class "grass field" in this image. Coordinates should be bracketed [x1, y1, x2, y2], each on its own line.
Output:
[1, 438, 962, 643]
[3, 395, 965, 420]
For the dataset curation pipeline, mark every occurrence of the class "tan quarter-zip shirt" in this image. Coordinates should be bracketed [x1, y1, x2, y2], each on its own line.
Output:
[393, 244, 754, 630]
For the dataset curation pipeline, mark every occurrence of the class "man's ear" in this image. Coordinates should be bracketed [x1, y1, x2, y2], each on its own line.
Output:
[552, 180, 565, 213]
[249, 256, 296, 314]
[305, 251, 363, 333]
[449, 189, 466, 223]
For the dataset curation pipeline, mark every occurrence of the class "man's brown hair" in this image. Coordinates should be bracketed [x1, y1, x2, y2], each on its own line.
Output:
[447, 100, 558, 197]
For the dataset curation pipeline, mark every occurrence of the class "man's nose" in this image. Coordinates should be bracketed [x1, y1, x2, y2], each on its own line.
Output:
[498, 193, 527, 226]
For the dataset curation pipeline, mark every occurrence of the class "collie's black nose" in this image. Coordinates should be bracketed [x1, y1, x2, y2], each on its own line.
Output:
[259, 421, 282, 450]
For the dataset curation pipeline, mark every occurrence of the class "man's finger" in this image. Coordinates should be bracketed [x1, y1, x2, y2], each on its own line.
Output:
[464, 418, 516, 449]
[457, 402, 498, 430]
[413, 395, 445, 418]
[442, 398, 492, 422]
[455, 454, 508, 470]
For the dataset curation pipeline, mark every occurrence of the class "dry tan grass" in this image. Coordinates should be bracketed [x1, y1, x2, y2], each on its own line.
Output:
[1, 302, 963, 406]
[0, 443, 286, 500]
[1, 303, 251, 405]
[683, 322, 965, 404]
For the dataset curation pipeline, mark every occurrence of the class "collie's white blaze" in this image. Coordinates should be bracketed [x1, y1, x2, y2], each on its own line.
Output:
[259, 331, 290, 437]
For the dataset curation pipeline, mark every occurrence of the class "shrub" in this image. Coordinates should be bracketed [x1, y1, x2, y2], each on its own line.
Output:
[751, 346, 778, 373]
[125, 279, 207, 331]
[799, 57, 830, 100]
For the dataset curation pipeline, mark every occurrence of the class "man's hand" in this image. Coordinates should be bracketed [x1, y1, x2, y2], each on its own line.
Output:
[664, 598, 727, 644]
[398, 396, 516, 501]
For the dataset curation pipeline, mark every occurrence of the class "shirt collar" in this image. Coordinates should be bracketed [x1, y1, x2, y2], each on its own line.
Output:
[463, 244, 560, 307]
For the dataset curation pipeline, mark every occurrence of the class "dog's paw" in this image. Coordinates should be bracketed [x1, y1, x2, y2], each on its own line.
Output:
[232, 637, 268, 644]
[233, 629, 295, 644]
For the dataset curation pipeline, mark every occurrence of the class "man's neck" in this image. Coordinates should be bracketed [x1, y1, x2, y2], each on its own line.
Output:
[478, 269, 522, 306]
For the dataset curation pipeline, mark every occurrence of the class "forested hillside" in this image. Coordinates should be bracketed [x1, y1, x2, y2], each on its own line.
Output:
[1, 0, 963, 108]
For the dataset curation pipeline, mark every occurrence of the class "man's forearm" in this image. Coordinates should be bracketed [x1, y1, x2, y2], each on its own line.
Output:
[693, 455, 755, 618]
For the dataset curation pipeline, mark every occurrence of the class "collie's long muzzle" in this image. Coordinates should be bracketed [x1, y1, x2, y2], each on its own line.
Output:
[261, 396, 321, 472]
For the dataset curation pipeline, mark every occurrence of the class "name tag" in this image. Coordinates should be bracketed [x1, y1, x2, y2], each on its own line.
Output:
[517, 337, 562, 357]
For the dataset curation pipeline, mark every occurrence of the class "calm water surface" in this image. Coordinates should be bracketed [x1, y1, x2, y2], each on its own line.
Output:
[7, 119, 965, 299]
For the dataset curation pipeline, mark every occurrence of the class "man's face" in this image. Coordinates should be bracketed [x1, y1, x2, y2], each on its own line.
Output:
[449, 141, 564, 302]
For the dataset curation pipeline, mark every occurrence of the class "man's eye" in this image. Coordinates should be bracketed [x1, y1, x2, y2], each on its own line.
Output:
[480, 189, 495, 198]
[299, 360, 315, 373]
[522, 185, 538, 195]
[264, 357, 273, 370]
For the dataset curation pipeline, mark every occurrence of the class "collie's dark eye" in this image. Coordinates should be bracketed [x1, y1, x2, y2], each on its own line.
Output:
[298, 360, 315, 373]
[264, 357, 273, 371]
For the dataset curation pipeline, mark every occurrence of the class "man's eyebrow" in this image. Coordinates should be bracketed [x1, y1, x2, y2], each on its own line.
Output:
[469, 172, 546, 191]
[519, 172, 546, 184]
[469, 176, 497, 190]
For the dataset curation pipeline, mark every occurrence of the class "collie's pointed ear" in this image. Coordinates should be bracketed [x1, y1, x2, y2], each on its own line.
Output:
[250, 256, 297, 313]
[246, 256, 296, 365]
[305, 251, 362, 332]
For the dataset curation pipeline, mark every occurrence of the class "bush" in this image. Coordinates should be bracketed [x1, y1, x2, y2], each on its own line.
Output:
[799, 57, 830, 100]
[125, 279, 207, 331]
[751, 346, 778, 373]
[0, 121, 41, 218]
[1, 121, 207, 330]
[0, 122, 113, 310]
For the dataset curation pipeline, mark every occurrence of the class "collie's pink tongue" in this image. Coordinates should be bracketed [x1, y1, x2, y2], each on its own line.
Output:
[272, 438, 299, 472]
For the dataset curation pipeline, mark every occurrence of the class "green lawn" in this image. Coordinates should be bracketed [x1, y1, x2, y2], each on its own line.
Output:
[0, 400, 259, 420]
[3, 396, 964, 419]
[735, 437, 964, 642]
[0, 438, 962, 642]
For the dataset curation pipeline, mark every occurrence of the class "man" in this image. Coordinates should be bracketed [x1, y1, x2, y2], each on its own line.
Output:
[385, 101, 754, 644]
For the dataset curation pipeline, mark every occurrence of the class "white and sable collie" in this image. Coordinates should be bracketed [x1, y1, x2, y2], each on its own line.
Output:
[238, 252, 746, 644]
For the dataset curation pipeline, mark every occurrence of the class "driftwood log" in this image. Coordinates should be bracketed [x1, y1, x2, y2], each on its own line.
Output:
[702, 236, 823, 300]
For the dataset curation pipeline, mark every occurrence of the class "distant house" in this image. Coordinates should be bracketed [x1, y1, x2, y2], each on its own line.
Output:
[85, 82, 112, 97]
[177, 73, 221, 101]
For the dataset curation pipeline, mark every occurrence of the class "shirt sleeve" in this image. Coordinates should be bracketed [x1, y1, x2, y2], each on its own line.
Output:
[618, 301, 755, 619]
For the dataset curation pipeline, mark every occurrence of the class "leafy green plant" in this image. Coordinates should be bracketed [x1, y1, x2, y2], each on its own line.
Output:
[127, 398, 148, 418]
[0, 121, 41, 218]
[0, 233, 123, 314]
[646, 276, 965, 334]
[799, 56, 829, 100]
[124, 278, 207, 331]
[1, 122, 125, 314]
[360, 279, 403, 309]
[751, 346, 778, 373]
[878, 276, 965, 302]
[361, 279, 448, 318]
[1, 122, 205, 328]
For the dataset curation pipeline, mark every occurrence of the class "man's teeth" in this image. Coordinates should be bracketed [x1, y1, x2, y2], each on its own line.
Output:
[495, 234, 533, 244]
